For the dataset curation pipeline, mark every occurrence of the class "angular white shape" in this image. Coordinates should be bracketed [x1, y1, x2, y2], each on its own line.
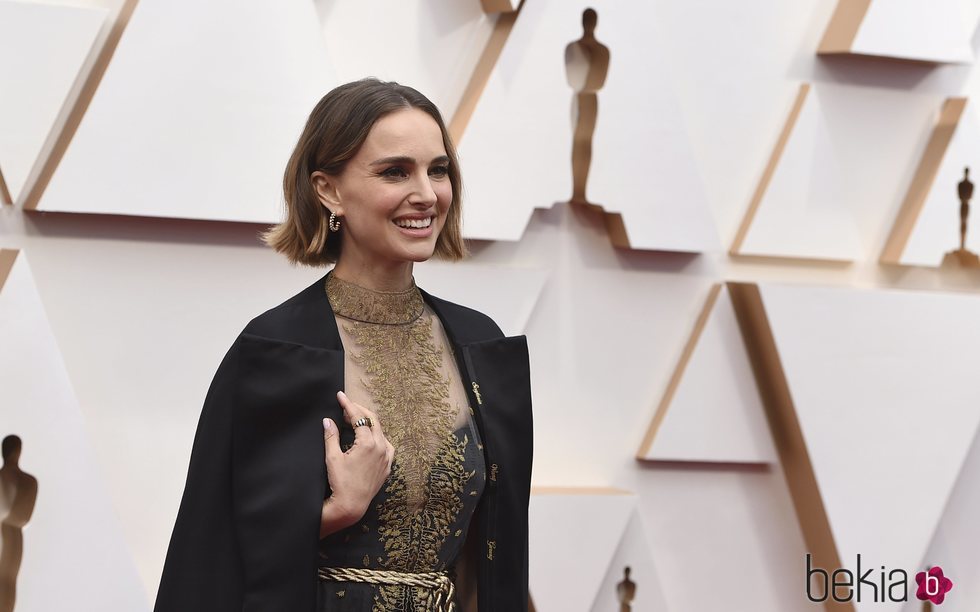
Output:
[457, 0, 571, 241]
[0, 251, 149, 612]
[740, 86, 861, 261]
[460, 0, 717, 252]
[414, 262, 548, 336]
[643, 285, 776, 464]
[760, 282, 980, 612]
[590, 510, 668, 612]
[852, 0, 974, 64]
[902, 99, 980, 267]
[40, 0, 334, 222]
[586, 2, 717, 253]
[529, 489, 635, 612]
[0, 1, 106, 204]
[316, 0, 494, 121]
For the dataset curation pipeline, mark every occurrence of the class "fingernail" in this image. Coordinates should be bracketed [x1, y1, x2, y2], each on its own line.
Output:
[323, 417, 332, 431]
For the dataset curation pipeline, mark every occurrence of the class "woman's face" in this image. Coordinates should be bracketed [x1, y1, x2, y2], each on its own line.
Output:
[313, 107, 453, 269]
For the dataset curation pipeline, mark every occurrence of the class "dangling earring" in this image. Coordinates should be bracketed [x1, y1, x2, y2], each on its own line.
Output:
[328, 211, 341, 232]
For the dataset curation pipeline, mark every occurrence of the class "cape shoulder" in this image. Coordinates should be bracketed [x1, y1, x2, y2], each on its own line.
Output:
[236, 272, 505, 350]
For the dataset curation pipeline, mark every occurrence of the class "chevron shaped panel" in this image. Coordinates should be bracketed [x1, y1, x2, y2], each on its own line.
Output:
[731, 281, 980, 612]
[414, 263, 548, 336]
[637, 284, 776, 465]
[37, 0, 334, 222]
[458, 0, 717, 252]
[529, 488, 636, 612]
[315, 0, 496, 122]
[590, 510, 667, 612]
[0, 250, 149, 611]
[731, 84, 860, 262]
[0, 1, 106, 206]
[882, 98, 980, 267]
[819, 0, 976, 64]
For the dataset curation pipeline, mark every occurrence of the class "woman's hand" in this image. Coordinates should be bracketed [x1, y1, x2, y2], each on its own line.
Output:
[320, 390, 395, 538]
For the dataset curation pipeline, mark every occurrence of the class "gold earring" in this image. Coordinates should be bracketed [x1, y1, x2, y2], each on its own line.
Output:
[328, 211, 341, 232]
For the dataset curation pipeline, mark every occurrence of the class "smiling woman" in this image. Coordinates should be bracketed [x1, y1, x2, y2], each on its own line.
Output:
[153, 78, 533, 612]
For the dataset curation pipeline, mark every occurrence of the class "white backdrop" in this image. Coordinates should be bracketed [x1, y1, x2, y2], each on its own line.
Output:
[5, 1, 980, 611]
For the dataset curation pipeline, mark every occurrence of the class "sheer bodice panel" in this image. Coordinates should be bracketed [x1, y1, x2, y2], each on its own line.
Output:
[317, 273, 486, 611]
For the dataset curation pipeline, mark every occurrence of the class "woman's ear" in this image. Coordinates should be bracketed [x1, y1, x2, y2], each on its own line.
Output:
[311, 170, 343, 216]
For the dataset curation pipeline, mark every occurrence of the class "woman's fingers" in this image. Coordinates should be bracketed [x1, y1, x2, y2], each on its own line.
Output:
[384, 441, 395, 476]
[322, 418, 342, 465]
[337, 391, 375, 446]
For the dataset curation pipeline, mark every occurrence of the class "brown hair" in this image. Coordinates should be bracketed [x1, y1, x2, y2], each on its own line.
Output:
[263, 78, 467, 266]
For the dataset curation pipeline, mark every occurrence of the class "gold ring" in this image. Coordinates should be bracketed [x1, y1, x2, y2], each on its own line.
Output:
[352, 417, 373, 429]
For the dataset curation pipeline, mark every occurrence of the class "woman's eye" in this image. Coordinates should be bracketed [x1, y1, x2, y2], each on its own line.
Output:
[429, 166, 449, 177]
[381, 167, 408, 178]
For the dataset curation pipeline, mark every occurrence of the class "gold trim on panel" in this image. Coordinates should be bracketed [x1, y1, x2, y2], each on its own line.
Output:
[449, 2, 523, 143]
[480, 0, 519, 13]
[726, 282, 852, 612]
[22, 0, 140, 211]
[0, 166, 11, 205]
[636, 284, 722, 461]
[817, 0, 872, 55]
[730, 84, 811, 256]
[0, 249, 18, 293]
[880, 97, 967, 265]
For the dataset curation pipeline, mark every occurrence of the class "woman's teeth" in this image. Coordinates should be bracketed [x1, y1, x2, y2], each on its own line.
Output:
[394, 217, 432, 229]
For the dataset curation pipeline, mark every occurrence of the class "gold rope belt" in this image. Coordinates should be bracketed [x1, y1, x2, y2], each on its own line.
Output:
[317, 566, 457, 612]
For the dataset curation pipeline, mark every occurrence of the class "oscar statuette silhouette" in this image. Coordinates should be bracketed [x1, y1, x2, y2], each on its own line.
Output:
[616, 566, 636, 612]
[1, 435, 38, 612]
[942, 167, 980, 267]
[565, 8, 609, 209]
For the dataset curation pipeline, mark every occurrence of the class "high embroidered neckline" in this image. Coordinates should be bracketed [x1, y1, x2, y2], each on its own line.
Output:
[325, 270, 424, 325]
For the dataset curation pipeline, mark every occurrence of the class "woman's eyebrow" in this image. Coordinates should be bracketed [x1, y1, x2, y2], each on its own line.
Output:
[369, 155, 450, 166]
[370, 155, 413, 166]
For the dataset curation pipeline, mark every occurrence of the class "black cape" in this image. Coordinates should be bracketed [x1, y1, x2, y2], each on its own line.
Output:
[153, 272, 532, 612]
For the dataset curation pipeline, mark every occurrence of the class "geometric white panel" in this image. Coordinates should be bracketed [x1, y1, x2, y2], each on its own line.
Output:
[414, 262, 549, 336]
[820, 0, 976, 64]
[0, 251, 149, 611]
[737, 85, 861, 262]
[529, 488, 635, 612]
[761, 282, 980, 612]
[316, 1, 494, 123]
[459, 0, 717, 252]
[456, 0, 573, 241]
[903, 99, 980, 267]
[640, 285, 776, 464]
[39, 0, 334, 222]
[0, 1, 106, 205]
[586, 3, 717, 253]
[590, 510, 667, 612]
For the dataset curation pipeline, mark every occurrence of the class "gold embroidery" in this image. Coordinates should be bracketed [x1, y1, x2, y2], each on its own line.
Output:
[326, 272, 423, 325]
[341, 312, 455, 510]
[374, 434, 473, 610]
[325, 274, 484, 611]
[487, 540, 496, 560]
[471, 381, 483, 405]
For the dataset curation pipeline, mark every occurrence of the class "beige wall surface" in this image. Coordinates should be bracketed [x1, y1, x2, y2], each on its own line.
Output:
[4, 1, 980, 611]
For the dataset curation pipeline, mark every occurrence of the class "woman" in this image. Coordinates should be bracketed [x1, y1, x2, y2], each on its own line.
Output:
[153, 79, 532, 612]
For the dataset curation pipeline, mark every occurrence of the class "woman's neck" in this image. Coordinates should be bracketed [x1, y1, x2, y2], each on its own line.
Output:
[331, 256, 414, 292]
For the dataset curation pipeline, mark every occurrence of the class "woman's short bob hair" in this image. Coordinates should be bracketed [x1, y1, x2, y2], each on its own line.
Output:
[263, 78, 467, 266]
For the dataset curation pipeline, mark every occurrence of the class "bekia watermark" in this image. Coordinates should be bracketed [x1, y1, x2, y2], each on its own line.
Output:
[806, 554, 954, 604]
